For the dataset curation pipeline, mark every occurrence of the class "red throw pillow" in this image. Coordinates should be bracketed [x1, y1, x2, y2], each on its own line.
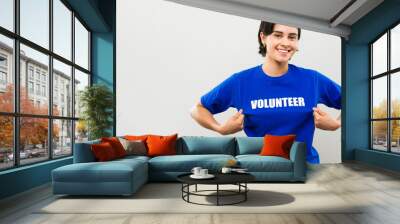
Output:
[146, 134, 178, 157]
[91, 142, 118, 161]
[259, 134, 296, 159]
[101, 137, 127, 158]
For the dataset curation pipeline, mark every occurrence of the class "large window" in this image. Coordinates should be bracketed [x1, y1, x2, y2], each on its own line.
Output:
[371, 23, 400, 154]
[0, 0, 91, 171]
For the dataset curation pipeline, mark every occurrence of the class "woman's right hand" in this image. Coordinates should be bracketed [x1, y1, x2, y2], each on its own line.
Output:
[218, 109, 245, 135]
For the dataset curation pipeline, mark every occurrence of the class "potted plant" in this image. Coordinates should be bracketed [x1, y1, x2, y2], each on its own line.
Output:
[79, 84, 113, 140]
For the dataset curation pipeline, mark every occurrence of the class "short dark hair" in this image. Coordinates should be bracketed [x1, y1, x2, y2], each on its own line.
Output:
[258, 21, 301, 57]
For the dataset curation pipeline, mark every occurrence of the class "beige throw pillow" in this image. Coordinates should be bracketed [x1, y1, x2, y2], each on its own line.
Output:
[118, 138, 147, 156]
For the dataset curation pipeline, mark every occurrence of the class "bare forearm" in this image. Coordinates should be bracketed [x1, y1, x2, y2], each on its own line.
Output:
[335, 113, 341, 129]
[190, 102, 221, 133]
[327, 113, 341, 131]
[314, 108, 341, 131]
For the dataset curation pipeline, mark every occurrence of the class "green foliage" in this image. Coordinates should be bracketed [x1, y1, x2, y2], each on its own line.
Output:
[79, 84, 113, 140]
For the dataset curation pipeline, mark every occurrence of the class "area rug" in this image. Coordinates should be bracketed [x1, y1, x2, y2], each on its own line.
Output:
[37, 183, 362, 214]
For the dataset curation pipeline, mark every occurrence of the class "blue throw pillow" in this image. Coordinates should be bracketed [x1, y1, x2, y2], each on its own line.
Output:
[235, 137, 263, 155]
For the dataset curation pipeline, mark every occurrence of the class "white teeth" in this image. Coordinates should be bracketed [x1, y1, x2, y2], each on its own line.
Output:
[278, 49, 289, 53]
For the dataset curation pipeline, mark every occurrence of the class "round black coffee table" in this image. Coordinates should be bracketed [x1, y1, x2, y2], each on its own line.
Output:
[177, 173, 255, 206]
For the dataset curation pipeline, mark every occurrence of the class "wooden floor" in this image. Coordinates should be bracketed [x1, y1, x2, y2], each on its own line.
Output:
[1, 162, 400, 224]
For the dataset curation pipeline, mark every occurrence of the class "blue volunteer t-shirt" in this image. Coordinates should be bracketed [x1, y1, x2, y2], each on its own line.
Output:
[200, 64, 341, 164]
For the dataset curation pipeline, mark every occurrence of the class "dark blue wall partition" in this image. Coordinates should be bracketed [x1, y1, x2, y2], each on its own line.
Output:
[355, 149, 400, 172]
[344, 0, 400, 171]
[91, 32, 115, 135]
[342, 43, 370, 161]
[91, 0, 116, 135]
[92, 32, 114, 96]
[65, 0, 110, 32]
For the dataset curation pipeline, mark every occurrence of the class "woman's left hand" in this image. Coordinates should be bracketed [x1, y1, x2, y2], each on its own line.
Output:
[313, 107, 341, 131]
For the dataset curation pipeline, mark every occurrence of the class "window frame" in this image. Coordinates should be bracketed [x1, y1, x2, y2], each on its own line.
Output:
[0, 53, 8, 89]
[370, 20, 400, 154]
[0, 0, 92, 171]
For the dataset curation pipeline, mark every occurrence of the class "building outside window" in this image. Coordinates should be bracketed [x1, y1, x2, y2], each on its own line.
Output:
[28, 81, 34, 94]
[35, 70, 40, 81]
[54, 88, 58, 103]
[0, 71, 7, 93]
[28, 66, 34, 80]
[36, 83, 40, 95]
[41, 73, 46, 83]
[0, 54, 7, 67]
[0, 54, 7, 90]
[0, 71, 6, 84]
[42, 85, 46, 97]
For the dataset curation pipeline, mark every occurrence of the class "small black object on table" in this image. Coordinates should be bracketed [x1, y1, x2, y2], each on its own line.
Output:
[176, 172, 255, 206]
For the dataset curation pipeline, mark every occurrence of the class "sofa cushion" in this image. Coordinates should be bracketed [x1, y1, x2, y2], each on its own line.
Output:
[115, 155, 150, 163]
[235, 137, 263, 155]
[177, 136, 236, 155]
[52, 159, 147, 183]
[236, 155, 293, 172]
[109, 157, 149, 172]
[148, 154, 235, 172]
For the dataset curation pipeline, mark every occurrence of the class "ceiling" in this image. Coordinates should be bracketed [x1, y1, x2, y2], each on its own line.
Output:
[164, 0, 384, 39]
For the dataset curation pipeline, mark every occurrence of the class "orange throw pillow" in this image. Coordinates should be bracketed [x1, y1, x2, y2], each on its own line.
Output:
[146, 134, 178, 157]
[101, 137, 127, 158]
[91, 142, 117, 161]
[259, 134, 296, 159]
[124, 135, 149, 141]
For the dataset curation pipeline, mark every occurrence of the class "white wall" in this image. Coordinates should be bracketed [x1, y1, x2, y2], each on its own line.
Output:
[116, 0, 342, 163]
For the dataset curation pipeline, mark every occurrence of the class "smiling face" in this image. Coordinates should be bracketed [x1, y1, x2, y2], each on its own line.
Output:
[260, 24, 299, 64]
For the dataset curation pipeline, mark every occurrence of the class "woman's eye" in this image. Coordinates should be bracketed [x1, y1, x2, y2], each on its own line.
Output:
[274, 34, 282, 38]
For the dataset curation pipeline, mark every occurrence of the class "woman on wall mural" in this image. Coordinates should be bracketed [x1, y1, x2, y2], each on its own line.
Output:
[190, 21, 341, 164]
